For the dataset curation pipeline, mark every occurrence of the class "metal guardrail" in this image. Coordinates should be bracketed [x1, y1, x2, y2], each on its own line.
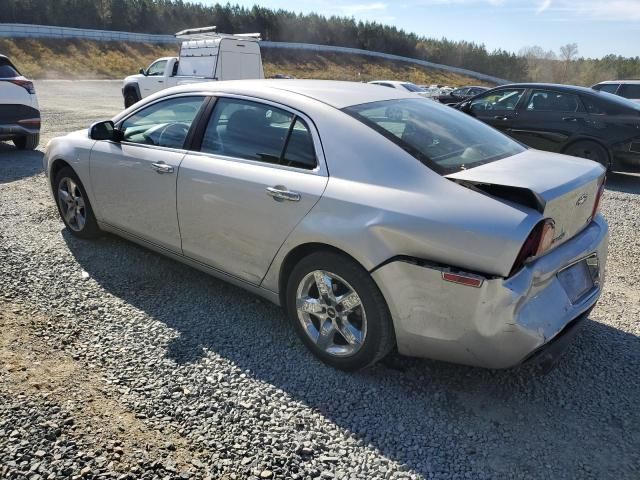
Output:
[0, 23, 510, 84]
[0, 23, 176, 43]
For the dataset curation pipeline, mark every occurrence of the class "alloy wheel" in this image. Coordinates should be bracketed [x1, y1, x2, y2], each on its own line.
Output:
[295, 270, 367, 357]
[57, 177, 86, 232]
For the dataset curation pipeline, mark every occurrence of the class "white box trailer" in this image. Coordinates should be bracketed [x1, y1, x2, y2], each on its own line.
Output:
[122, 27, 265, 107]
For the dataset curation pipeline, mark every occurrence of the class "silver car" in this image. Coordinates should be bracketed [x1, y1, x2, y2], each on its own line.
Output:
[43, 80, 609, 371]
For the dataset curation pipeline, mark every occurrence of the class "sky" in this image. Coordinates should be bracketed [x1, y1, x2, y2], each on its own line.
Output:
[202, 0, 640, 58]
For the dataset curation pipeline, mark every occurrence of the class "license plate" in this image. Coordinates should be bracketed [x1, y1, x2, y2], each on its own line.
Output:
[558, 260, 594, 303]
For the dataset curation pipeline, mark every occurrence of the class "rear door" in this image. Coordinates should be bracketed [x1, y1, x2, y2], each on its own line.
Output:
[216, 39, 263, 80]
[508, 88, 588, 152]
[468, 87, 526, 134]
[177, 95, 328, 285]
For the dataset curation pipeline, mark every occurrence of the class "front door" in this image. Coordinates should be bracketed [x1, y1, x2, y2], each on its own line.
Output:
[177, 96, 328, 285]
[90, 95, 206, 252]
[139, 59, 168, 97]
[468, 87, 526, 135]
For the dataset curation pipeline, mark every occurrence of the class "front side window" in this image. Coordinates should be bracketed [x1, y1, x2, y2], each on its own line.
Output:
[201, 97, 316, 169]
[120, 96, 204, 148]
[526, 90, 583, 112]
[470, 88, 525, 113]
[594, 83, 619, 94]
[451, 88, 468, 96]
[147, 60, 167, 76]
[619, 84, 640, 99]
[344, 98, 526, 174]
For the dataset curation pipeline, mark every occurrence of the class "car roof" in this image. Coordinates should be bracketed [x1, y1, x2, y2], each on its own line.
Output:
[595, 80, 640, 85]
[495, 83, 600, 94]
[162, 79, 412, 109]
[485, 82, 640, 111]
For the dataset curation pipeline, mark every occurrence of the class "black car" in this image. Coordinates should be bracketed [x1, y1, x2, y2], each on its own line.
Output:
[435, 86, 488, 105]
[592, 80, 640, 103]
[455, 83, 640, 172]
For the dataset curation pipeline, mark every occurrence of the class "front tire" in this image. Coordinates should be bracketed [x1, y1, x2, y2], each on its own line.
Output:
[286, 251, 395, 371]
[564, 141, 610, 170]
[13, 134, 39, 150]
[54, 167, 101, 239]
[124, 89, 140, 108]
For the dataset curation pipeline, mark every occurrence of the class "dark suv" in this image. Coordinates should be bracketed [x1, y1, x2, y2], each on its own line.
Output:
[592, 81, 640, 103]
[455, 83, 640, 172]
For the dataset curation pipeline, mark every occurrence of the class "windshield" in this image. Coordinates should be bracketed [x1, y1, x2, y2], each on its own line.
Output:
[402, 83, 424, 93]
[344, 98, 526, 174]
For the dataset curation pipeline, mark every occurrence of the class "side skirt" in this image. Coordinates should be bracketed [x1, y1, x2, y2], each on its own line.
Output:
[98, 221, 281, 306]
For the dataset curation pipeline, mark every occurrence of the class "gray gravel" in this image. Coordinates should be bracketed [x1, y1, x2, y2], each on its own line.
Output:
[1, 80, 639, 480]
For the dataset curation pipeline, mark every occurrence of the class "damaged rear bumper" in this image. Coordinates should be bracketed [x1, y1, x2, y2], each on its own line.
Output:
[371, 215, 609, 369]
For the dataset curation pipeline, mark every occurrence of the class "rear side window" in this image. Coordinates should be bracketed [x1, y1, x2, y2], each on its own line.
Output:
[526, 90, 583, 112]
[0, 64, 19, 78]
[619, 84, 640, 99]
[201, 97, 316, 169]
[582, 95, 639, 115]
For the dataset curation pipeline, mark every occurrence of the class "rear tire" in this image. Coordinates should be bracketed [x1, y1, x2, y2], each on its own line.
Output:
[13, 134, 39, 151]
[54, 167, 101, 239]
[124, 89, 140, 108]
[286, 251, 396, 371]
[564, 141, 610, 170]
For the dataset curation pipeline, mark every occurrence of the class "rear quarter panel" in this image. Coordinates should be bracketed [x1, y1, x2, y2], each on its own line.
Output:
[260, 105, 540, 292]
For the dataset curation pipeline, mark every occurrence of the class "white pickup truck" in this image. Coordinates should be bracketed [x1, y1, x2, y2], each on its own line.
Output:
[122, 27, 264, 107]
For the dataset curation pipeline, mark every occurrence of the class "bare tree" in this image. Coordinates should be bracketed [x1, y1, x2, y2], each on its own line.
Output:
[559, 43, 579, 82]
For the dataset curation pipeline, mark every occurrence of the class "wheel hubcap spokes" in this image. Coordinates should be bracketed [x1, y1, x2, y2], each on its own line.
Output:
[296, 270, 367, 357]
[57, 177, 86, 232]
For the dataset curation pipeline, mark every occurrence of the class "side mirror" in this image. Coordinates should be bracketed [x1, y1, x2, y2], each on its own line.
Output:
[89, 120, 121, 141]
[139, 68, 147, 75]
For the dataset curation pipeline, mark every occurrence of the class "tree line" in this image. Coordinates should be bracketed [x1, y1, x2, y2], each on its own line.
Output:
[2, 0, 638, 83]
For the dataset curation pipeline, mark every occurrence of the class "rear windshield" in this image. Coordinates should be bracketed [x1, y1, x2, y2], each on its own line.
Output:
[344, 98, 526, 174]
[402, 83, 424, 93]
[0, 63, 19, 78]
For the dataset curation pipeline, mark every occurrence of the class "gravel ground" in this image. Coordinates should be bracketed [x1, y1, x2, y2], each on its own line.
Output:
[1, 80, 639, 480]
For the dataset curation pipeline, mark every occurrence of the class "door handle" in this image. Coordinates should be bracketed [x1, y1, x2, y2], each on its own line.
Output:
[151, 162, 174, 174]
[266, 186, 301, 202]
[158, 80, 164, 83]
[563, 116, 578, 122]
[493, 115, 513, 121]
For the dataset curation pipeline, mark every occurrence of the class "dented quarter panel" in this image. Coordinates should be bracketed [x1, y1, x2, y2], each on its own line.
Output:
[371, 214, 608, 368]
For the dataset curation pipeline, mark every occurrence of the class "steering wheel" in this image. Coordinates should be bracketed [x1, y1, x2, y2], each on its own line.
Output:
[157, 122, 190, 148]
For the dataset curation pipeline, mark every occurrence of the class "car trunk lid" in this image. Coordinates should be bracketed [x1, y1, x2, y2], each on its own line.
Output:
[446, 149, 605, 251]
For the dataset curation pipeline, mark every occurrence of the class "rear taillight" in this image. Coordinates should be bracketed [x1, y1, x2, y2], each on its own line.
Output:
[510, 219, 555, 276]
[18, 118, 41, 128]
[589, 177, 606, 222]
[4, 79, 36, 94]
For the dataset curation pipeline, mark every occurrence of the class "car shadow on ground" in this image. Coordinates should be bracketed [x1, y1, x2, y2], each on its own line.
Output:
[606, 172, 640, 194]
[0, 142, 43, 184]
[63, 230, 639, 478]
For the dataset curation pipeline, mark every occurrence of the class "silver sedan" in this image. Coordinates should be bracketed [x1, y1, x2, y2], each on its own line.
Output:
[43, 80, 609, 371]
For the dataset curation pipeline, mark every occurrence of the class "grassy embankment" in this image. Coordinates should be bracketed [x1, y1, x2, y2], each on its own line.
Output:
[0, 38, 489, 87]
